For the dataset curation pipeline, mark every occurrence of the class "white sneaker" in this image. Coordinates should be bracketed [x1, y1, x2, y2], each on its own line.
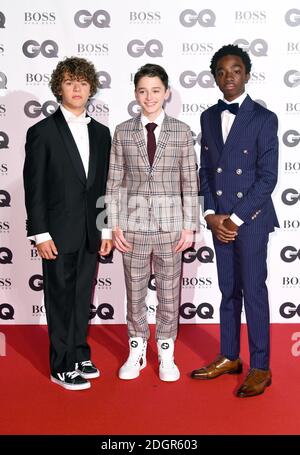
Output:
[119, 337, 147, 380]
[157, 338, 180, 382]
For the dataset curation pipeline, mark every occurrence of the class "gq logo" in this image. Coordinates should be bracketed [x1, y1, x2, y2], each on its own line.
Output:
[128, 100, 141, 117]
[0, 132, 9, 149]
[179, 9, 216, 27]
[279, 302, 300, 319]
[284, 70, 300, 88]
[97, 71, 111, 89]
[0, 12, 5, 28]
[179, 71, 214, 88]
[29, 274, 43, 291]
[0, 303, 14, 320]
[0, 72, 7, 89]
[282, 130, 300, 147]
[182, 246, 214, 263]
[281, 189, 300, 206]
[127, 39, 163, 57]
[89, 303, 114, 320]
[180, 302, 214, 319]
[74, 10, 110, 28]
[24, 100, 58, 118]
[233, 39, 268, 56]
[0, 248, 13, 264]
[22, 40, 59, 58]
[0, 190, 11, 207]
[285, 9, 300, 27]
[280, 246, 300, 262]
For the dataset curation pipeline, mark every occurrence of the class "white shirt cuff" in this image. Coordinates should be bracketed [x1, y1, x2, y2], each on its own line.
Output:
[28, 232, 52, 245]
[204, 209, 215, 218]
[101, 228, 112, 240]
[230, 213, 244, 226]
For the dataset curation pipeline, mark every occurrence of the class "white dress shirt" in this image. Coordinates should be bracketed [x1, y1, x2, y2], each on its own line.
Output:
[29, 105, 111, 245]
[204, 93, 248, 226]
[141, 109, 165, 145]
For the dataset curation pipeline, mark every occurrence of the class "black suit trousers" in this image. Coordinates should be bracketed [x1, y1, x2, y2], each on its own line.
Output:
[42, 235, 98, 374]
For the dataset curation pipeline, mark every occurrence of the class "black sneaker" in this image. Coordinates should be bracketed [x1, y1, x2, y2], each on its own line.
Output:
[75, 360, 100, 379]
[50, 371, 91, 390]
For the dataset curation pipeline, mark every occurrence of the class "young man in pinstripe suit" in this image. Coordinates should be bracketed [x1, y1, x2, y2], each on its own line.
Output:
[106, 64, 199, 382]
[191, 45, 279, 397]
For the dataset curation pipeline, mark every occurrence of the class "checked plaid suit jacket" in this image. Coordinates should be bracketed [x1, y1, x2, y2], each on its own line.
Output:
[105, 113, 199, 233]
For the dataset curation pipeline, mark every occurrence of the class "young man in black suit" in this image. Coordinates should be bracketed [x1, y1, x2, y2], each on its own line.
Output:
[23, 57, 112, 390]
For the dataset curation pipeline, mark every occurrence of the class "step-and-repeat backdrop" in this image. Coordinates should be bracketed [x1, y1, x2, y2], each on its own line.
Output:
[0, 1, 299, 325]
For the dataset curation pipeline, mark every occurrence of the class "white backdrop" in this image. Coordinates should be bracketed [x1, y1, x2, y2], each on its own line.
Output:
[0, 0, 300, 325]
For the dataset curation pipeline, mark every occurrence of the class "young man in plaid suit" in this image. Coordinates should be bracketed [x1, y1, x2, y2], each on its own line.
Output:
[106, 63, 199, 382]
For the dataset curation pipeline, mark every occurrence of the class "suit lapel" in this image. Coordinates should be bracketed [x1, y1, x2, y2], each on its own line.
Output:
[53, 108, 86, 185]
[87, 119, 97, 188]
[132, 115, 150, 170]
[222, 95, 255, 153]
[152, 115, 170, 169]
[209, 106, 224, 152]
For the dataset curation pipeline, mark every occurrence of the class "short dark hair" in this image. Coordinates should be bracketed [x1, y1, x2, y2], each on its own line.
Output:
[134, 63, 169, 90]
[210, 44, 252, 78]
[50, 56, 100, 102]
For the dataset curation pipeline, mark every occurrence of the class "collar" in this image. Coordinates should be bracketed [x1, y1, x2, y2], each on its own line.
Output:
[222, 92, 247, 107]
[141, 110, 165, 128]
[60, 104, 87, 122]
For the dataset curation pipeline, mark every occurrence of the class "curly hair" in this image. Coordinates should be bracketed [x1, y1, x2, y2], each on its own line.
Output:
[210, 44, 252, 78]
[50, 56, 100, 102]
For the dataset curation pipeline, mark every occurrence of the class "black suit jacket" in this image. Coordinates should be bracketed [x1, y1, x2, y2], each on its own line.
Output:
[23, 107, 111, 253]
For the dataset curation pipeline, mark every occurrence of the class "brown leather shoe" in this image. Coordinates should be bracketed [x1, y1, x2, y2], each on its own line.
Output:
[236, 368, 271, 398]
[190, 355, 242, 379]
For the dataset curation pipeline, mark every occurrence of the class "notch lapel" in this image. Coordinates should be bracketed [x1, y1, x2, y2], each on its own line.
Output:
[152, 115, 170, 169]
[53, 108, 86, 185]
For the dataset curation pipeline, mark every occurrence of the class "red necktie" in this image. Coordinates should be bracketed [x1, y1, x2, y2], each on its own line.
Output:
[145, 123, 157, 166]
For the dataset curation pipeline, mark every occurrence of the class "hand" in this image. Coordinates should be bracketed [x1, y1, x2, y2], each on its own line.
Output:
[205, 214, 237, 243]
[99, 239, 113, 256]
[174, 229, 194, 253]
[36, 239, 58, 260]
[112, 227, 132, 253]
[223, 218, 239, 233]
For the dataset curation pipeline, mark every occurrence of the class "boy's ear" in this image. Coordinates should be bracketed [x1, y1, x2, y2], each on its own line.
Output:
[245, 73, 250, 83]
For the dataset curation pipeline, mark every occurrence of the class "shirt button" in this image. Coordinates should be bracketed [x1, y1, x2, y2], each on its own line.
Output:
[236, 168, 242, 175]
[216, 190, 223, 196]
[236, 192, 243, 198]
[243, 150, 248, 154]
[204, 146, 209, 150]
[216, 167, 223, 173]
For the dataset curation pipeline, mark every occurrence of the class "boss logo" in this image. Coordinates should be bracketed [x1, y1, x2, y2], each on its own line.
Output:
[127, 39, 163, 57]
[74, 10, 110, 28]
[280, 246, 300, 262]
[179, 9, 216, 27]
[179, 71, 214, 88]
[0, 72, 7, 89]
[86, 101, 109, 115]
[283, 220, 300, 229]
[129, 11, 161, 22]
[182, 103, 212, 114]
[180, 302, 214, 319]
[286, 103, 300, 112]
[285, 9, 300, 27]
[182, 43, 214, 54]
[287, 42, 300, 52]
[24, 12, 56, 22]
[284, 70, 300, 88]
[22, 40, 59, 58]
[233, 39, 268, 56]
[24, 100, 58, 118]
[281, 189, 300, 205]
[77, 43, 109, 54]
[234, 11, 266, 22]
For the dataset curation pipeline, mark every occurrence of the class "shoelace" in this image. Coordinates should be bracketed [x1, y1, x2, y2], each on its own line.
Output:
[80, 360, 93, 367]
[66, 371, 81, 379]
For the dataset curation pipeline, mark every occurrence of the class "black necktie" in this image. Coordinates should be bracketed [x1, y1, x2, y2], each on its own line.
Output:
[218, 99, 239, 115]
[145, 123, 157, 166]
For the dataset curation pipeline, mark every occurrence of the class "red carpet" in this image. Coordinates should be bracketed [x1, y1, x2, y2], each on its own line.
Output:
[0, 324, 299, 435]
